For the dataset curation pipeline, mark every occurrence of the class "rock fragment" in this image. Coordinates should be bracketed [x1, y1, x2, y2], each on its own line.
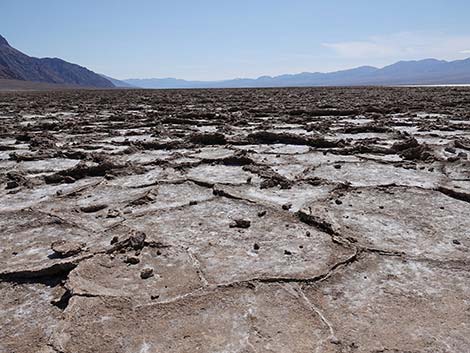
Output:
[282, 203, 292, 210]
[51, 240, 85, 257]
[140, 268, 154, 279]
[80, 204, 108, 213]
[229, 218, 251, 229]
[107, 232, 147, 253]
[124, 256, 140, 265]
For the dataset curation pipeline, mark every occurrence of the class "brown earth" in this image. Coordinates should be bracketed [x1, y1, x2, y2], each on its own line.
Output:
[0, 79, 80, 92]
[0, 87, 469, 353]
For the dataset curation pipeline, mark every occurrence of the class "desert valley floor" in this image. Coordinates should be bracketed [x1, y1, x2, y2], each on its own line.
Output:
[0, 87, 469, 353]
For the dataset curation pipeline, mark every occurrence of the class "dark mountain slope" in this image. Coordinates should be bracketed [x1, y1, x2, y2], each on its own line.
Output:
[0, 35, 114, 88]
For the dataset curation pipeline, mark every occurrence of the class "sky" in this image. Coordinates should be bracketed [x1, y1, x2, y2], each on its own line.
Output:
[2, 0, 470, 80]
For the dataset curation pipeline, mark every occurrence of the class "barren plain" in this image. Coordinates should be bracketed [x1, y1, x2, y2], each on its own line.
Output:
[0, 87, 469, 353]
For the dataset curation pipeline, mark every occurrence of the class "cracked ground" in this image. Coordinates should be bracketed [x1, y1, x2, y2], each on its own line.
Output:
[0, 87, 469, 353]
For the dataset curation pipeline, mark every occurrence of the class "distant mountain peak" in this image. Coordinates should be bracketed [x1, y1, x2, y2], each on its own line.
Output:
[124, 57, 470, 88]
[0, 34, 10, 46]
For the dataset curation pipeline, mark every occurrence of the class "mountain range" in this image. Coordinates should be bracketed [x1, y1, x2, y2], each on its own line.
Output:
[125, 58, 470, 88]
[0, 34, 113, 88]
[99, 74, 135, 88]
[2, 33, 470, 90]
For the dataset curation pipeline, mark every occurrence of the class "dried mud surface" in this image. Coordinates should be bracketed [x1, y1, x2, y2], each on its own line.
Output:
[0, 87, 469, 353]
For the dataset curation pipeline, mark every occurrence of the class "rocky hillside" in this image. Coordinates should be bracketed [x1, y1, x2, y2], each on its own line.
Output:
[0, 35, 114, 88]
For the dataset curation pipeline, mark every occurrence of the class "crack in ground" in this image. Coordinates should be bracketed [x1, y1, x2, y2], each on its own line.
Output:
[436, 185, 470, 203]
[285, 283, 339, 352]
[132, 247, 361, 310]
[186, 247, 209, 287]
[0, 256, 91, 282]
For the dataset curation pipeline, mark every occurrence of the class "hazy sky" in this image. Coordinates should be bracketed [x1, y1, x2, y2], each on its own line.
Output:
[2, 0, 470, 80]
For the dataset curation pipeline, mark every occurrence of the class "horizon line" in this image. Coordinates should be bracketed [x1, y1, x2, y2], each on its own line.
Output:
[121, 56, 470, 82]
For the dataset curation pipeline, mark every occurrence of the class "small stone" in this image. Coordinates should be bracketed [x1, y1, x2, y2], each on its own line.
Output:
[282, 203, 292, 210]
[305, 231, 311, 237]
[107, 209, 120, 218]
[189, 200, 198, 206]
[80, 204, 108, 213]
[51, 240, 85, 258]
[257, 210, 267, 217]
[6, 181, 19, 189]
[124, 256, 140, 265]
[335, 199, 343, 205]
[453, 239, 461, 245]
[229, 218, 251, 229]
[333, 164, 342, 169]
[108, 232, 146, 253]
[140, 268, 154, 279]
[253, 243, 260, 251]
[284, 250, 292, 256]
[445, 147, 456, 154]
[129, 232, 146, 250]
[110, 236, 119, 245]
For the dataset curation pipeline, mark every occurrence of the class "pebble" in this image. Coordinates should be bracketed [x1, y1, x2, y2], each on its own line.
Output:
[107, 209, 120, 218]
[445, 147, 456, 154]
[124, 256, 140, 265]
[6, 181, 19, 189]
[230, 218, 251, 229]
[282, 203, 292, 210]
[140, 268, 154, 279]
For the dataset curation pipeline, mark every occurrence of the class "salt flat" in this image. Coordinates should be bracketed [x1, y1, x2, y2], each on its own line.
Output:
[0, 87, 469, 353]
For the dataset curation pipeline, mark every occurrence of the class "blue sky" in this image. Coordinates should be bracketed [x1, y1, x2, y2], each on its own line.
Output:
[2, 0, 470, 80]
